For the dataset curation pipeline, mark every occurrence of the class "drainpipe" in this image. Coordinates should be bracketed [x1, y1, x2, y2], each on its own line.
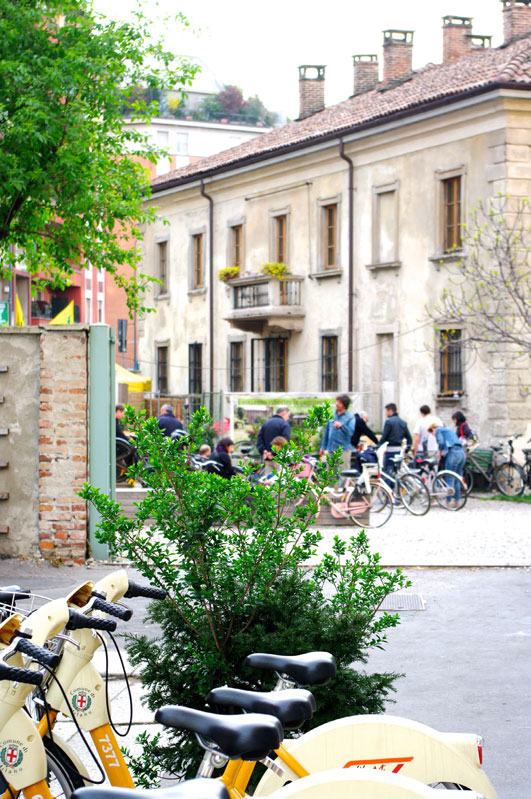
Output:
[200, 180, 214, 394]
[338, 138, 354, 392]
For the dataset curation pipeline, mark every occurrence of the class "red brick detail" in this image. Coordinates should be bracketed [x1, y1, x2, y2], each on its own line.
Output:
[443, 16, 473, 64]
[503, 0, 531, 44]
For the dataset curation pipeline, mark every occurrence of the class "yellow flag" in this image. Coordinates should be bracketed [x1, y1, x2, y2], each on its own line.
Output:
[15, 294, 25, 326]
[50, 300, 74, 325]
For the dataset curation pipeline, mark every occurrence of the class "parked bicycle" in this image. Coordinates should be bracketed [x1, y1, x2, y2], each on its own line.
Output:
[408, 456, 467, 511]
[464, 434, 526, 497]
[377, 448, 431, 516]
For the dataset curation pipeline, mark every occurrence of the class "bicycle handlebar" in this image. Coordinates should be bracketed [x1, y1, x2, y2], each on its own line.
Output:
[0, 661, 43, 686]
[66, 609, 117, 632]
[124, 581, 167, 600]
[15, 638, 61, 669]
[90, 596, 133, 621]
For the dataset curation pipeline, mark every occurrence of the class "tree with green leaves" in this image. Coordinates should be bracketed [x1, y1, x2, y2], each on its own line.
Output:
[0, 0, 197, 313]
[82, 404, 409, 782]
[429, 196, 531, 358]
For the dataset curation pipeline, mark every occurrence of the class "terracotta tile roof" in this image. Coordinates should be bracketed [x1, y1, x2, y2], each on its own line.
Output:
[151, 37, 531, 190]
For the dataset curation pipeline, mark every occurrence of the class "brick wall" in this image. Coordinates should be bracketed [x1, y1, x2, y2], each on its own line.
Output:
[298, 67, 325, 119]
[353, 56, 379, 95]
[38, 329, 89, 563]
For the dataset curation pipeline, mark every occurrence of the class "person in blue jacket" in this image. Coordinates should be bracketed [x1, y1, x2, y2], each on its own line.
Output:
[428, 421, 466, 505]
[320, 394, 356, 474]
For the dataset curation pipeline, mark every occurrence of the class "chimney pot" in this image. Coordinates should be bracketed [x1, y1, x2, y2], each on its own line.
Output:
[383, 30, 414, 83]
[353, 54, 379, 94]
[442, 15, 473, 63]
[298, 65, 326, 120]
[502, 0, 531, 43]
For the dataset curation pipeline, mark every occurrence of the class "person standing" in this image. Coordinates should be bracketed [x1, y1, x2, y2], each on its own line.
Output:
[157, 403, 184, 437]
[320, 394, 356, 472]
[256, 406, 291, 461]
[378, 403, 412, 485]
[351, 410, 379, 450]
[428, 422, 466, 506]
[411, 405, 442, 458]
[115, 403, 130, 440]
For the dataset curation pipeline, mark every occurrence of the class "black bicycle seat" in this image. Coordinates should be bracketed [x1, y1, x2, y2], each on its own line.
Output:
[244, 652, 337, 687]
[207, 687, 316, 730]
[72, 782, 229, 799]
[0, 587, 31, 604]
[340, 469, 360, 478]
[155, 705, 282, 761]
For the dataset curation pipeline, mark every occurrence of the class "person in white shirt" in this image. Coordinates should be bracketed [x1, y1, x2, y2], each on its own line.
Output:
[412, 405, 443, 458]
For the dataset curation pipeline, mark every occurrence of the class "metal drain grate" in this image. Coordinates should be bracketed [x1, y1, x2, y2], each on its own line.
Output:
[379, 593, 426, 611]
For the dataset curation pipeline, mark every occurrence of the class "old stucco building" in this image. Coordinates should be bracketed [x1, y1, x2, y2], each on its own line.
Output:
[138, 0, 531, 440]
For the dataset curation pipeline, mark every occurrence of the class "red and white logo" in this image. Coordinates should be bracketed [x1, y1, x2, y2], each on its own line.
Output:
[343, 757, 414, 774]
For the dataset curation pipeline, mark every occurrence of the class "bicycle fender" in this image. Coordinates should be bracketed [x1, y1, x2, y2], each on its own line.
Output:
[91, 570, 129, 603]
[58, 661, 109, 730]
[254, 714, 497, 798]
[0, 709, 47, 789]
[268, 768, 486, 798]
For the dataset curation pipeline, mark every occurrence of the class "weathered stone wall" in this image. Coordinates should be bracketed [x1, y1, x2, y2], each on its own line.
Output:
[0, 327, 89, 562]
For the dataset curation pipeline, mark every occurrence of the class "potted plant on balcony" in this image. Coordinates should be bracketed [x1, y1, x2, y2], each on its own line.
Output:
[262, 262, 289, 279]
[218, 266, 240, 282]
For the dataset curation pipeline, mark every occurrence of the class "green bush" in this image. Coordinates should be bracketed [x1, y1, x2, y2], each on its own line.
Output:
[81, 405, 409, 782]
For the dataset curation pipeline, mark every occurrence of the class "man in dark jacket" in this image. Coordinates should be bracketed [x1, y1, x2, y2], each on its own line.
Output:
[157, 404, 184, 437]
[378, 403, 412, 487]
[256, 406, 291, 461]
[351, 410, 379, 449]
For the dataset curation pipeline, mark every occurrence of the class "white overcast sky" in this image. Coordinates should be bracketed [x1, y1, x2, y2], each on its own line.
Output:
[92, 0, 506, 119]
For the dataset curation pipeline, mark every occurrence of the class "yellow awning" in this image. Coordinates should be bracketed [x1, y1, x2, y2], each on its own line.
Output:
[115, 363, 152, 392]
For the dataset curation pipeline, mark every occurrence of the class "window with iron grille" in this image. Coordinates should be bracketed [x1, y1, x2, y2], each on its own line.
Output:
[230, 342, 244, 392]
[232, 225, 243, 267]
[192, 234, 203, 288]
[189, 343, 202, 396]
[157, 346, 168, 393]
[275, 215, 287, 263]
[251, 338, 287, 392]
[443, 176, 462, 251]
[234, 283, 269, 308]
[439, 329, 463, 393]
[323, 204, 338, 268]
[157, 241, 168, 293]
[321, 336, 338, 391]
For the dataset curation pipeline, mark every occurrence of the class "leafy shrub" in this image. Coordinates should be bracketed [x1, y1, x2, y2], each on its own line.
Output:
[81, 405, 409, 781]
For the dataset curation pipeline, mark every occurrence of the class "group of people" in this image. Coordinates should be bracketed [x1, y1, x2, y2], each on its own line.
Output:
[116, 398, 474, 495]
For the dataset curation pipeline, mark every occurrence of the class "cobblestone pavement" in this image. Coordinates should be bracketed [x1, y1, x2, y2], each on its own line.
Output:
[306, 495, 530, 567]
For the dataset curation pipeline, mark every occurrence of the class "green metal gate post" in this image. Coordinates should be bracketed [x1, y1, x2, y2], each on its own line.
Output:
[88, 324, 115, 560]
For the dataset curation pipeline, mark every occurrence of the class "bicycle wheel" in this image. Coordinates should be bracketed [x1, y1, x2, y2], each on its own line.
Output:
[494, 462, 525, 496]
[462, 466, 474, 496]
[45, 740, 86, 799]
[348, 479, 393, 528]
[396, 473, 430, 516]
[433, 471, 467, 511]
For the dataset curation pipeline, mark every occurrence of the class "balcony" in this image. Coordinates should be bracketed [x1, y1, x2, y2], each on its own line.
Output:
[224, 273, 305, 333]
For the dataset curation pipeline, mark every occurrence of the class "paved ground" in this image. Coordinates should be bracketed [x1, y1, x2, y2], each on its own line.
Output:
[0, 496, 528, 796]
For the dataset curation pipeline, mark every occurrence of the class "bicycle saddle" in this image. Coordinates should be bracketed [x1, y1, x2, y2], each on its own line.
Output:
[245, 652, 337, 687]
[72, 782, 229, 799]
[155, 705, 282, 761]
[207, 687, 316, 730]
[0, 587, 31, 604]
[340, 469, 360, 478]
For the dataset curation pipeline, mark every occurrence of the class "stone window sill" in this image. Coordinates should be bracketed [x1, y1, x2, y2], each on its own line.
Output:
[155, 292, 170, 301]
[366, 261, 401, 271]
[188, 287, 207, 297]
[310, 268, 343, 280]
[429, 251, 465, 268]
[436, 392, 466, 403]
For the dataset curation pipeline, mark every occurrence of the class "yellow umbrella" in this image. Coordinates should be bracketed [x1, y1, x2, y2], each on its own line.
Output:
[115, 363, 152, 392]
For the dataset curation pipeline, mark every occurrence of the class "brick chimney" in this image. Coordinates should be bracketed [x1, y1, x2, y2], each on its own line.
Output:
[442, 16, 473, 63]
[502, 0, 531, 43]
[383, 30, 414, 83]
[353, 55, 379, 94]
[298, 65, 326, 120]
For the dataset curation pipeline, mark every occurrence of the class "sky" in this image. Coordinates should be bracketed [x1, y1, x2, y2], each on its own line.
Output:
[92, 0, 506, 120]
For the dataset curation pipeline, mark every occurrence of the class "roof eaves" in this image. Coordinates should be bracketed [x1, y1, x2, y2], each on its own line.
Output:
[150, 80, 531, 195]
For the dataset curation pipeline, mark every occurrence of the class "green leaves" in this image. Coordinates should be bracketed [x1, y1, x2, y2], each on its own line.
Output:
[83, 404, 407, 780]
[0, 0, 198, 314]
